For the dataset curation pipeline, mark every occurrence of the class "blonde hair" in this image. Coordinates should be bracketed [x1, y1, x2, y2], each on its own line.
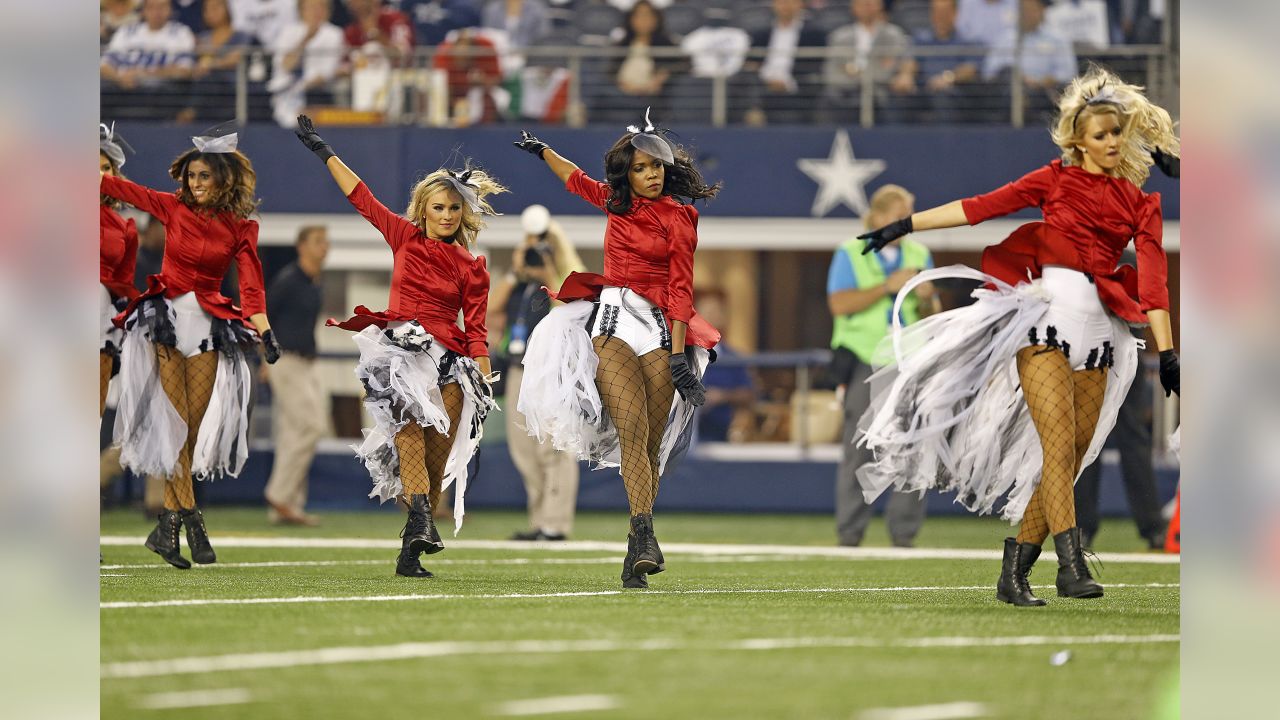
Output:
[865, 184, 915, 229]
[1051, 66, 1179, 188]
[405, 166, 507, 248]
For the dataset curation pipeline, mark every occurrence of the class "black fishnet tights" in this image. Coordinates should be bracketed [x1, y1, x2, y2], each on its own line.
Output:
[155, 346, 218, 511]
[593, 337, 672, 516]
[1015, 346, 1109, 544]
[396, 382, 464, 511]
[100, 351, 112, 417]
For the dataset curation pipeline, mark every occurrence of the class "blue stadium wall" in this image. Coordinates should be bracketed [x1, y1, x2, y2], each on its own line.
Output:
[113, 122, 1180, 219]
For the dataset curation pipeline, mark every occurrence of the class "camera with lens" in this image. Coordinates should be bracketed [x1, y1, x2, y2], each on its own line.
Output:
[523, 237, 551, 268]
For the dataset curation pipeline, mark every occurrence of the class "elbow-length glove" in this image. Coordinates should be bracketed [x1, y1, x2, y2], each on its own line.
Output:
[513, 130, 549, 159]
[670, 352, 706, 407]
[1158, 349, 1179, 397]
[295, 115, 336, 164]
[858, 217, 913, 255]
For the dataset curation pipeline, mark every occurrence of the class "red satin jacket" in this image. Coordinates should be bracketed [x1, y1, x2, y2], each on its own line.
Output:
[554, 169, 719, 348]
[100, 203, 139, 301]
[328, 182, 490, 358]
[962, 160, 1168, 324]
[100, 175, 266, 326]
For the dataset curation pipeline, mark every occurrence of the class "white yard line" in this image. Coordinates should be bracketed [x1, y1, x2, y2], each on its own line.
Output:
[101, 583, 1178, 610]
[494, 694, 621, 716]
[859, 702, 990, 720]
[99, 555, 824, 571]
[136, 688, 251, 709]
[98, 535, 1180, 565]
[102, 634, 1179, 679]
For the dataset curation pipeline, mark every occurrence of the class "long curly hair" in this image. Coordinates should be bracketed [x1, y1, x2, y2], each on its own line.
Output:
[168, 149, 260, 218]
[1050, 66, 1179, 188]
[405, 166, 507, 248]
[603, 134, 721, 214]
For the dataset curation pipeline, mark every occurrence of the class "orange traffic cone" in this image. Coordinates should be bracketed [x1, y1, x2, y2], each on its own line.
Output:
[1164, 489, 1180, 553]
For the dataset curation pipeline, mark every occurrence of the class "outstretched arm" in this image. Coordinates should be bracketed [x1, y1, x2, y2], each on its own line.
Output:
[295, 114, 362, 195]
[514, 131, 577, 184]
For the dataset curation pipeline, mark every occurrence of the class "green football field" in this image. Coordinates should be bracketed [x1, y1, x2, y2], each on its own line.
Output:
[100, 509, 1179, 719]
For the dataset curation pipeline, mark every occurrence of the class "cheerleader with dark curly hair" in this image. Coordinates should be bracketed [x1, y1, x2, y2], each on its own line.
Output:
[294, 116, 503, 578]
[513, 110, 720, 588]
[102, 124, 281, 570]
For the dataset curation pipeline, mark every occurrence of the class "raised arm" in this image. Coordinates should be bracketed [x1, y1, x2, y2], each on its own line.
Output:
[514, 130, 578, 184]
[295, 114, 361, 195]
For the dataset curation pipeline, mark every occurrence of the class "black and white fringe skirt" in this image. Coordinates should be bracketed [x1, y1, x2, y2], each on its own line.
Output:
[516, 298, 709, 479]
[350, 321, 497, 533]
[113, 293, 258, 480]
[855, 265, 1140, 524]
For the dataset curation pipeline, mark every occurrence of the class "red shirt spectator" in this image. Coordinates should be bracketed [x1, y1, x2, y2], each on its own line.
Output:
[344, 0, 415, 61]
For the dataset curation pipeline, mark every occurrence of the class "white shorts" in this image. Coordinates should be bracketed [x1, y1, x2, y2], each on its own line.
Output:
[590, 286, 670, 357]
[1027, 266, 1116, 370]
[169, 292, 216, 358]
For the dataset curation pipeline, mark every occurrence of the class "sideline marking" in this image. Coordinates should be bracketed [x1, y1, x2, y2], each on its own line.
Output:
[137, 688, 251, 709]
[859, 701, 990, 720]
[102, 635, 1179, 679]
[101, 583, 1179, 610]
[495, 694, 620, 716]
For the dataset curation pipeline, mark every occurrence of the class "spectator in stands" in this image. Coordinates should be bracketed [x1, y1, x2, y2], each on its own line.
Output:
[401, 0, 482, 47]
[671, 9, 750, 124]
[828, 184, 937, 547]
[983, 0, 1076, 123]
[100, 0, 196, 121]
[820, 0, 914, 124]
[173, 0, 206, 35]
[956, 0, 1015, 46]
[481, 0, 551, 50]
[742, 0, 828, 125]
[269, 0, 346, 127]
[262, 225, 330, 527]
[101, 0, 139, 45]
[431, 28, 506, 124]
[600, 0, 682, 121]
[180, 0, 254, 122]
[607, 0, 671, 10]
[492, 205, 585, 542]
[1044, 0, 1110, 49]
[1117, 0, 1165, 44]
[229, 0, 299, 48]
[896, 0, 984, 123]
[344, 0, 415, 63]
[694, 289, 757, 443]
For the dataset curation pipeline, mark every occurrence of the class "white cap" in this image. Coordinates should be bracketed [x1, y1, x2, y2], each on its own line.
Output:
[521, 204, 550, 235]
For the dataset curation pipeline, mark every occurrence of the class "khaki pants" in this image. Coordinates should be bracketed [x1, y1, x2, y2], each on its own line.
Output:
[265, 353, 327, 516]
[506, 364, 580, 535]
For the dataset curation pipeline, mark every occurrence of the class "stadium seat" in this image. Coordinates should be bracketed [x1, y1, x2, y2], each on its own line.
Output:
[734, 4, 775, 35]
[664, 4, 704, 39]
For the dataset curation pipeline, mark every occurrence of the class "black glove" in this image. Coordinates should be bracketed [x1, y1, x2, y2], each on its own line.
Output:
[513, 130, 549, 159]
[1151, 148, 1179, 179]
[262, 329, 283, 365]
[112, 296, 130, 312]
[670, 352, 706, 407]
[1158, 349, 1179, 397]
[295, 115, 336, 164]
[858, 216, 913, 255]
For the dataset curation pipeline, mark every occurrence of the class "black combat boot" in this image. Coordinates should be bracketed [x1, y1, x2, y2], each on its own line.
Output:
[620, 532, 648, 589]
[1054, 527, 1104, 598]
[144, 510, 191, 569]
[629, 514, 660, 576]
[179, 508, 217, 565]
[996, 537, 1047, 607]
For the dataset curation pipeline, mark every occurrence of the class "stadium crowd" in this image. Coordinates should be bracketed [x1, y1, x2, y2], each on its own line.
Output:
[100, 0, 1172, 125]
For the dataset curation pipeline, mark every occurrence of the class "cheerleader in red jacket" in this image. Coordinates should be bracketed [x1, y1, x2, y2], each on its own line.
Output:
[293, 116, 502, 578]
[513, 110, 720, 588]
[102, 126, 281, 570]
[99, 123, 139, 416]
[856, 68, 1180, 606]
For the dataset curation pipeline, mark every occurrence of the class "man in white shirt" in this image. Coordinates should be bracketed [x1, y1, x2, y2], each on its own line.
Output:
[229, 0, 300, 49]
[100, 0, 196, 120]
[268, 0, 346, 127]
[1044, 0, 1109, 49]
[956, 0, 1015, 46]
[744, 0, 828, 123]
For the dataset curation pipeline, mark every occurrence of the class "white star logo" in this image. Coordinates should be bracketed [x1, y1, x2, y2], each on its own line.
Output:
[796, 130, 886, 218]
